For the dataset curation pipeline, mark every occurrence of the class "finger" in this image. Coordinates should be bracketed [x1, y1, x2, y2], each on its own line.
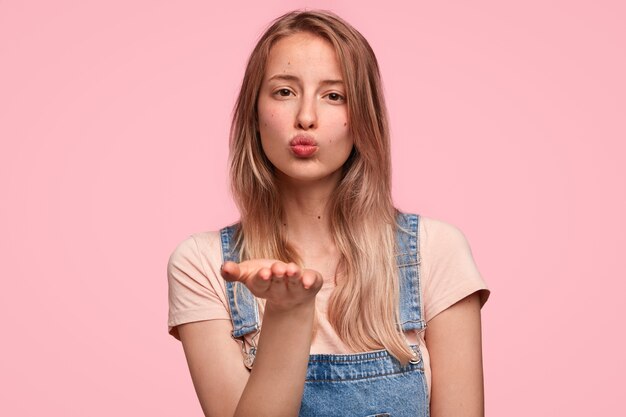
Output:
[287, 274, 300, 287]
[301, 270, 315, 289]
[301, 269, 323, 291]
[257, 267, 272, 281]
[270, 261, 287, 278]
[285, 262, 300, 277]
[220, 261, 242, 282]
[283, 263, 300, 286]
[271, 276, 286, 289]
[247, 267, 272, 294]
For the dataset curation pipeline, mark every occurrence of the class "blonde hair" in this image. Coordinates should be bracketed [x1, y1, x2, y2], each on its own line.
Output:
[229, 9, 414, 364]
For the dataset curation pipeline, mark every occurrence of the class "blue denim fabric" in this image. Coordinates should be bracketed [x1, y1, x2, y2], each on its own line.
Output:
[220, 212, 429, 417]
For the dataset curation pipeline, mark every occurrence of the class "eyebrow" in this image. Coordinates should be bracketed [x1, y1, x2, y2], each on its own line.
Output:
[267, 74, 344, 86]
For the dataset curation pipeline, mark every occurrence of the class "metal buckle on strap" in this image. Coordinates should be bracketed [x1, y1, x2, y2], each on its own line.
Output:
[239, 330, 259, 370]
[243, 346, 256, 370]
[409, 346, 421, 364]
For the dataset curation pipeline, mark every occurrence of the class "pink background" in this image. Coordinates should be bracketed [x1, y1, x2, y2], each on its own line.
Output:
[1, 0, 624, 415]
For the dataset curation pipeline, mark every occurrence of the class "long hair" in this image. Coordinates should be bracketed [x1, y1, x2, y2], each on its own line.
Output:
[229, 9, 415, 364]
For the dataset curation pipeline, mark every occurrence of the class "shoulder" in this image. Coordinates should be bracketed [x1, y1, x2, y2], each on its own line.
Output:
[416, 215, 481, 270]
[419, 215, 470, 250]
[167, 230, 225, 283]
[167, 230, 233, 339]
[168, 230, 222, 264]
[415, 215, 490, 321]
[417, 214, 480, 272]
[396, 212, 472, 259]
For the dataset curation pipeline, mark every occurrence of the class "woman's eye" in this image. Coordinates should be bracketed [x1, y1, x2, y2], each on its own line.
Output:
[275, 89, 292, 97]
[327, 92, 345, 102]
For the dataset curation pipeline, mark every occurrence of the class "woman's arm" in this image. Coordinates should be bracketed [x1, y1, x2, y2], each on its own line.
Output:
[178, 320, 249, 417]
[178, 260, 321, 417]
[425, 291, 485, 417]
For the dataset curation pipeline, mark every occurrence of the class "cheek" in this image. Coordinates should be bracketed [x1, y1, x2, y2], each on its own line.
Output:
[257, 102, 291, 161]
[258, 101, 289, 133]
[258, 104, 271, 126]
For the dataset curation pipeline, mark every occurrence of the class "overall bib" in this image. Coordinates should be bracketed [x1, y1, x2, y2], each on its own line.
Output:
[220, 212, 430, 417]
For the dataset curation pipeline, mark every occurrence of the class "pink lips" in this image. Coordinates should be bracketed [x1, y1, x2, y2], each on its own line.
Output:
[289, 135, 318, 157]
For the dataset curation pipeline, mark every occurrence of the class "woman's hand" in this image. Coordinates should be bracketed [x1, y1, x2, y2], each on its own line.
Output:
[180, 259, 321, 417]
[220, 260, 323, 311]
[206, 259, 320, 416]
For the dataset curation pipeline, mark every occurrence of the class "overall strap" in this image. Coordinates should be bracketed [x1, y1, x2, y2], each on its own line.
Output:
[396, 212, 426, 332]
[221, 213, 425, 337]
[220, 224, 260, 339]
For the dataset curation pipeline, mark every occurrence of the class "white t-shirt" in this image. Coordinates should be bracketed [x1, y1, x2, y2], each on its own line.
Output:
[167, 215, 491, 397]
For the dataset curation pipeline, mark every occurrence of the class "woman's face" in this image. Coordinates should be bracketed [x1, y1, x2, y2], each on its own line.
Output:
[257, 32, 353, 185]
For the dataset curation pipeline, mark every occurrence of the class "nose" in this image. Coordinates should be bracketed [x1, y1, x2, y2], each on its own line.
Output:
[296, 94, 317, 130]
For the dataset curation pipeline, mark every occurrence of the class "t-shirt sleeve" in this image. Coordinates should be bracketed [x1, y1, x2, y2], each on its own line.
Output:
[421, 217, 491, 322]
[167, 233, 230, 340]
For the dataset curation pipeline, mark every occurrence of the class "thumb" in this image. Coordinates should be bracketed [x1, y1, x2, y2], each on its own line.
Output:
[220, 261, 243, 282]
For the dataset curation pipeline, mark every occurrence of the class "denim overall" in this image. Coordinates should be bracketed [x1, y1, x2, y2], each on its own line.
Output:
[220, 212, 430, 417]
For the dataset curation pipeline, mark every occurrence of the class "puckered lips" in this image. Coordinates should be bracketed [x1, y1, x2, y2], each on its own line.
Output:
[289, 134, 319, 158]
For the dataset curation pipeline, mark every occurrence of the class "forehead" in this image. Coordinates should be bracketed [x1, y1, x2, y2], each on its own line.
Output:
[264, 32, 343, 78]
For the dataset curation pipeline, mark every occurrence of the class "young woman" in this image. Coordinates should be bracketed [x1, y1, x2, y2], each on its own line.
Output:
[167, 9, 490, 417]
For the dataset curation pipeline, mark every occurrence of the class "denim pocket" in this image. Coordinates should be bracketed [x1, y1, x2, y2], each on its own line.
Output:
[365, 414, 391, 417]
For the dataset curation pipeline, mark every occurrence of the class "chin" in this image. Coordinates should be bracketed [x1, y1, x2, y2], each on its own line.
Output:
[275, 167, 344, 185]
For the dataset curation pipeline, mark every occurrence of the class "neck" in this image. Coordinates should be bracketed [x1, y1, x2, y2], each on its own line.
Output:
[277, 171, 339, 254]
